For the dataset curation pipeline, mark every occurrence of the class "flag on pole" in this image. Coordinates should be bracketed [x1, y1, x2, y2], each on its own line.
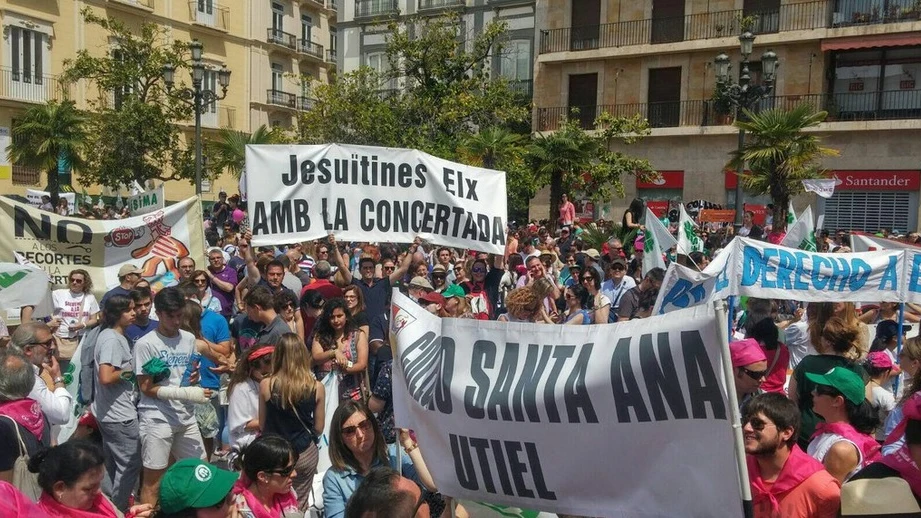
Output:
[677, 203, 704, 255]
[786, 201, 797, 228]
[780, 206, 817, 252]
[802, 178, 837, 198]
[643, 206, 677, 275]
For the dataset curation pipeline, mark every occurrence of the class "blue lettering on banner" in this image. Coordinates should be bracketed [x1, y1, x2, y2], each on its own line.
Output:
[812, 256, 831, 290]
[657, 279, 707, 314]
[880, 255, 899, 291]
[909, 254, 921, 293]
[761, 249, 778, 289]
[741, 245, 877, 294]
[741, 246, 761, 288]
[830, 258, 850, 291]
[776, 250, 797, 290]
[715, 262, 730, 293]
[849, 259, 871, 291]
[793, 252, 811, 290]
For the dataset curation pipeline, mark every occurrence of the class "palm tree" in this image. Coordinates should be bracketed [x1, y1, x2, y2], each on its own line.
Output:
[727, 104, 839, 233]
[205, 125, 282, 178]
[526, 121, 597, 231]
[8, 100, 87, 208]
[459, 127, 525, 169]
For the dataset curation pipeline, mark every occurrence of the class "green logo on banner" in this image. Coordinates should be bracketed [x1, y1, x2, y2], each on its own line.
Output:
[683, 222, 702, 251]
[0, 271, 27, 289]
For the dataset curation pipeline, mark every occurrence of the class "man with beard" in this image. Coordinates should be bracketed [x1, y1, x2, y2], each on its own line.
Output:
[743, 393, 840, 518]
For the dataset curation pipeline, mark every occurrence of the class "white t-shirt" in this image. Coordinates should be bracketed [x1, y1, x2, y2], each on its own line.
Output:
[228, 378, 260, 450]
[51, 289, 100, 339]
[807, 432, 863, 481]
[135, 329, 198, 427]
[870, 383, 896, 441]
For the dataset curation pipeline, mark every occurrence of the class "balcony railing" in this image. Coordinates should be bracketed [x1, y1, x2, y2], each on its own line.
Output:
[833, 0, 921, 26]
[355, 0, 399, 19]
[329, 0, 338, 12]
[536, 90, 921, 131]
[11, 165, 42, 186]
[418, 0, 465, 10]
[509, 79, 533, 98]
[327, 48, 338, 63]
[299, 40, 325, 60]
[0, 67, 70, 104]
[267, 28, 297, 50]
[297, 96, 316, 111]
[541, 1, 831, 53]
[267, 89, 297, 108]
[189, 1, 229, 31]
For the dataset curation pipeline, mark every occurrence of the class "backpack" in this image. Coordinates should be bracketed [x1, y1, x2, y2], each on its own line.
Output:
[77, 325, 103, 406]
[0, 416, 41, 502]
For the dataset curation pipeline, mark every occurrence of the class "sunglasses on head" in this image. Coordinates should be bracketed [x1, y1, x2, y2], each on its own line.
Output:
[341, 418, 373, 436]
[740, 366, 768, 380]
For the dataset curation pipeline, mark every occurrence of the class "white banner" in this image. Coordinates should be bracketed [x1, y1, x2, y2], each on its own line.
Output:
[244, 144, 508, 254]
[802, 178, 837, 198]
[390, 291, 740, 516]
[779, 206, 817, 252]
[850, 232, 921, 252]
[0, 262, 52, 311]
[126, 184, 165, 216]
[26, 189, 76, 215]
[0, 196, 206, 297]
[677, 203, 703, 255]
[643, 206, 676, 275]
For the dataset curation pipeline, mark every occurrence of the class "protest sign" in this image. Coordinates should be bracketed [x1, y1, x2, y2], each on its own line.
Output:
[0, 262, 52, 311]
[699, 209, 736, 223]
[0, 196, 205, 296]
[850, 231, 921, 252]
[245, 144, 508, 254]
[780, 206, 817, 252]
[390, 291, 740, 516]
[126, 184, 165, 216]
[802, 178, 837, 198]
[654, 245, 734, 315]
[26, 189, 76, 214]
[643, 206, 676, 275]
[677, 203, 704, 255]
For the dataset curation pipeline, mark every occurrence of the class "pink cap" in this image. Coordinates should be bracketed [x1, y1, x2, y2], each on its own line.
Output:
[867, 351, 894, 369]
[730, 338, 767, 368]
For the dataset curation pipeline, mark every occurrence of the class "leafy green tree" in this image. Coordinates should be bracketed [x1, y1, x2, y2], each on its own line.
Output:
[8, 100, 87, 207]
[727, 104, 839, 232]
[526, 112, 653, 230]
[62, 9, 194, 190]
[206, 125, 286, 178]
[460, 127, 530, 220]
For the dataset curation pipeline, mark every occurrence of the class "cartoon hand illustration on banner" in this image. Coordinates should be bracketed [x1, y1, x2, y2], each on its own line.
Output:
[131, 211, 190, 278]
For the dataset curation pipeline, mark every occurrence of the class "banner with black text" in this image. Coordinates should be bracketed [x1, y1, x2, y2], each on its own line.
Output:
[390, 291, 740, 516]
[245, 144, 508, 254]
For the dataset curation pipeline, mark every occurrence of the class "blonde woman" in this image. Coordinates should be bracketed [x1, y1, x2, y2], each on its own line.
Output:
[834, 301, 870, 357]
[259, 333, 326, 514]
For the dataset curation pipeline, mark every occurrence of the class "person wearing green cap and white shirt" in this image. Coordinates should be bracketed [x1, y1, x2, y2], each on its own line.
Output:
[806, 366, 882, 483]
[153, 458, 238, 518]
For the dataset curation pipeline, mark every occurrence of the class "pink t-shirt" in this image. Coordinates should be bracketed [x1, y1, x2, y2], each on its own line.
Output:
[560, 201, 575, 225]
[760, 343, 791, 394]
[753, 470, 840, 518]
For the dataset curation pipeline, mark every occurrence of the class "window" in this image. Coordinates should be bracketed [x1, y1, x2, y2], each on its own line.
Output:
[301, 15, 312, 41]
[272, 3, 284, 32]
[200, 68, 219, 126]
[112, 48, 133, 110]
[330, 27, 337, 53]
[499, 40, 530, 81]
[196, 0, 216, 25]
[831, 47, 921, 117]
[197, 0, 213, 14]
[10, 26, 45, 85]
[367, 52, 394, 89]
[271, 63, 284, 92]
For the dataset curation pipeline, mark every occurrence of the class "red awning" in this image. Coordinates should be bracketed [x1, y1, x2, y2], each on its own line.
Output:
[821, 33, 921, 51]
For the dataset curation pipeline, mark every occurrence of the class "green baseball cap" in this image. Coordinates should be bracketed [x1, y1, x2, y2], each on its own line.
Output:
[442, 284, 466, 299]
[159, 458, 239, 513]
[806, 367, 866, 406]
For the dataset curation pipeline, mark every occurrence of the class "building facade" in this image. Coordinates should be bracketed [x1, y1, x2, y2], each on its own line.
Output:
[0, 0, 336, 203]
[336, 0, 536, 98]
[530, 0, 921, 233]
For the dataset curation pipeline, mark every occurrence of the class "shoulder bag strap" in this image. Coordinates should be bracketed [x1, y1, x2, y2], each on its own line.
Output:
[766, 346, 783, 375]
[1, 415, 27, 457]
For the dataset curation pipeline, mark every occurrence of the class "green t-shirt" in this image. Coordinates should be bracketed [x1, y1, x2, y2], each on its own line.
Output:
[793, 354, 867, 447]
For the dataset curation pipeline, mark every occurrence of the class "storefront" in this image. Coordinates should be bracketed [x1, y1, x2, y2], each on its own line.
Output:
[725, 170, 772, 214]
[818, 170, 920, 233]
[637, 171, 684, 217]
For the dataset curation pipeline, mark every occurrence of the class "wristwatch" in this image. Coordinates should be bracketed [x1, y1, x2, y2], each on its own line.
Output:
[53, 377, 64, 385]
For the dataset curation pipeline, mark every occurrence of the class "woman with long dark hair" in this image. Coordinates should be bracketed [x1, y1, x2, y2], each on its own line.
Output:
[562, 285, 592, 325]
[622, 198, 645, 235]
[806, 367, 880, 482]
[260, 333, 324, 514]
[581, 267, 610, 324]
[745, 314, 789, 395]
[231, 434, 300, 517]
[311, 298, 368, 401]
[94, 294, 141, 512]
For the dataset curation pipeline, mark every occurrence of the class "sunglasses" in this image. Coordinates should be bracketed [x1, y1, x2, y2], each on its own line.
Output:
[253, 356, 273, 367]
[318, 250, 329, 254]
[454, 267, 464, 272]
[582, 276, 593, 281]
[267, 464, 297, 477]
[383, 265, 396, 271]
[740, 366, 768, 380]
[611, 265, 626, 271]
[341, 418, 373, 436]
[814, 384, 841, 398]
[743, 416, 776, 432]
[29, 338, 55, 350]
[472, 267, 485, 273]
[194, 278, 208, 284]
[70, 277, 85, 284]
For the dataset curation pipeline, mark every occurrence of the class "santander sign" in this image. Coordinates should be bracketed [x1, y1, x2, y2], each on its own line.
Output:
[833, 170, 921, 191]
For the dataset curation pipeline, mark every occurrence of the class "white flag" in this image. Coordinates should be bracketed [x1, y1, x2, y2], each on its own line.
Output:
[802, 179, 837, 198]
[786, 201, 797, 227]
[780, 206, 817, 252]
[643, 206, 677, 275]
[677, 203, 704, 255]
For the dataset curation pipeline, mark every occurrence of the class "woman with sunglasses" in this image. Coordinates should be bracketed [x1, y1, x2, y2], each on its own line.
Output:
[274, 291, 304, 344]
[562, 285, 592, 325]
[231, 434, 300, 517]
[311, 298, 368, 401]
[190, 270, 223, 314]
[806, 367, 880, 483]
[227, 346, 274, 451]
[260, 333, 324, 514]
[580, 267, 610, 325]
[730, 339, 768, 409]
[51, 269, 100, 369]
[323, 401, 440, 518]
[882, 337, 921, 455]
[789, 317, 868, 449]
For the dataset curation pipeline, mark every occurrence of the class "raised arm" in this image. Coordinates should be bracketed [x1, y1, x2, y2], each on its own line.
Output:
[327, 235, 352, 284]
[390, 238, 421, 284]
[239, 232, 261, 287]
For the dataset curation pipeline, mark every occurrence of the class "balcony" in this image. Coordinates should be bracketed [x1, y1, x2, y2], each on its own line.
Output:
[833, 0, 921, 27]
[327, 48, 338, 64]
[299, 40, 325, 60]
[355, 0, 399, 20]
[535, 90, 921, 131]
[188, 1, 229, 31]
[11, 165, 42, 186]
[329, 0, 338, 16]
[109, 0, 155, 11]
[0, 67, 70, 104]
[297, 96, 316, 111]
[418, 0, 465, 11]
[267, 28, 297, 51]
[267, 89, 297, 108]
[509, 79, 533, 98]
[540, 1, 828, 53]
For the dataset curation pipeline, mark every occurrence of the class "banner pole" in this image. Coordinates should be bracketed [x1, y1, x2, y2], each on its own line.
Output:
[714, 299, 753, 518]
[727, 296, 736, 338]
[896, 303, 906, 395]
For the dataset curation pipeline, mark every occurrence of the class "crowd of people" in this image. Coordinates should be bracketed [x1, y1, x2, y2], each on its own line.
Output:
[2, 191, 921, 517]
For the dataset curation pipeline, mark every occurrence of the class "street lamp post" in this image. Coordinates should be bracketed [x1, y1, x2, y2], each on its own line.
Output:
[162, 40, 231, 195]
[715, 31, 778, 226]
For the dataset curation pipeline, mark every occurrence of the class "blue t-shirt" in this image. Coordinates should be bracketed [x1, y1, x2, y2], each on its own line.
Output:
[199, 309, 231, 389]
[125, 319, 159, 347]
